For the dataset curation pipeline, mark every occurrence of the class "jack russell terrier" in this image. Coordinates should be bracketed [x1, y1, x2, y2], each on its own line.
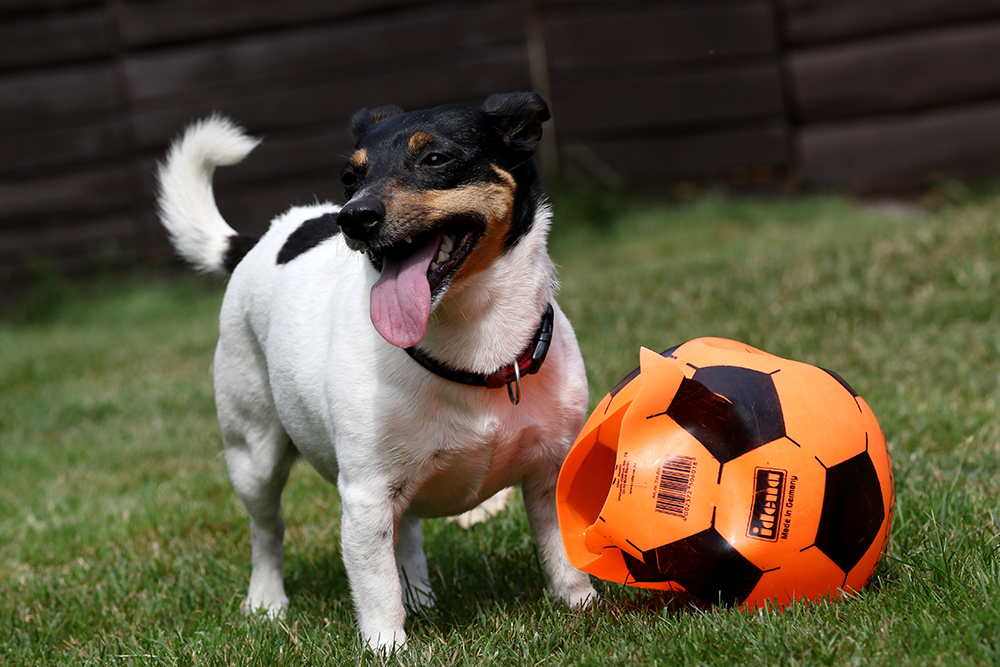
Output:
[156, 92, 597, 650]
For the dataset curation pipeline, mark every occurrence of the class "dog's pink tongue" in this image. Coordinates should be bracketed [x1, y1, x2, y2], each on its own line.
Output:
[370, 234, 442, 348]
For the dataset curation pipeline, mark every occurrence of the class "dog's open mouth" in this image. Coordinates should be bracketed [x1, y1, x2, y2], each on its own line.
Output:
[368, 218, 482, 348]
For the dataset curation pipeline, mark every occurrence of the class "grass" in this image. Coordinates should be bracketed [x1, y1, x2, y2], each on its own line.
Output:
[2, 185, 999, 665]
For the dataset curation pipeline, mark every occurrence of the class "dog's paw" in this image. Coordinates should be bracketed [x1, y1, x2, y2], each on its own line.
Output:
[565, 585, 600, 610]
[553, 579, 600, 610]
[241, 594, 289, 620]
[364, 628, 407, 653]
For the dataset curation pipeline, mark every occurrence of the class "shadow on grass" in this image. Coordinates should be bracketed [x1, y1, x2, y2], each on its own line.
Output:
[279, 505, 707, 647]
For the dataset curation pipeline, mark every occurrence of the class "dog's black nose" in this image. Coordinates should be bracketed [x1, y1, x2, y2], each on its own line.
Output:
[337, 198, 385, 241]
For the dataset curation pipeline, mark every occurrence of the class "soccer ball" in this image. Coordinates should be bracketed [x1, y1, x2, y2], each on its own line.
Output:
[557, 338, 894, 609]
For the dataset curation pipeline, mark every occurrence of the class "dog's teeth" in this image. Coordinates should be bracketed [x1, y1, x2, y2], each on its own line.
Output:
[430, 261, 440, 271]
[404, 236, 413, 244]
[441, 235, 455, 253]
[436, 250, 449, 263]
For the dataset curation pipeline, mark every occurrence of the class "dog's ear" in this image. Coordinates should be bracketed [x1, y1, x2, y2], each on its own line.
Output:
[483, 92, 550, 154]
[349, 105, 404, 139]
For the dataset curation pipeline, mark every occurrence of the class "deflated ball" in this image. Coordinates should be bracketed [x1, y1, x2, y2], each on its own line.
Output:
[557, 338, 894, 609]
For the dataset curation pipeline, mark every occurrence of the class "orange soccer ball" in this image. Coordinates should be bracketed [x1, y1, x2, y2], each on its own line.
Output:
[557, 338, 894, 609]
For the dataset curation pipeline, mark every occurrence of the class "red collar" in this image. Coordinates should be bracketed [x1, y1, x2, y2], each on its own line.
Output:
[405, 303, 554, 404]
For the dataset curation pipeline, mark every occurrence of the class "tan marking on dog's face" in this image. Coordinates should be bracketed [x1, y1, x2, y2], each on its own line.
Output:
[450, 165, 516, 280]
[382, 164, 517, 282]
[349, 149, 368, 169]
[408, 132, 434, 154]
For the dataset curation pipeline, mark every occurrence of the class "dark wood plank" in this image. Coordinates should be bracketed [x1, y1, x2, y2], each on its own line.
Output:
[130, 46, 531, 148]
[0, 215, 136, 255]
[124, 2, 526, 105]
[0, 119, 130, 175]
[117, 0, 432, 48]
[799, 101, 1000, 190]
[783, 0, 1000, 45]
[0, 64, 120, 126]
[575, 123, 791, 183]
[551, 62, 785, 134]
[0, 0, 93, 15]
[545, 1, 776, 74]
[0, 165, 135, 222]
[0, 7, 113, 70]
[792, 21, 1000, 121]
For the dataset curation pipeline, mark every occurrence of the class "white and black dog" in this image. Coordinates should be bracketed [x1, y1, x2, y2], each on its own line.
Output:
[156, 92, 596, 650]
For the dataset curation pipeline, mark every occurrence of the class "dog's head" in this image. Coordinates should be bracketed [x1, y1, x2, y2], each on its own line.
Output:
[338, 93, 550, 349]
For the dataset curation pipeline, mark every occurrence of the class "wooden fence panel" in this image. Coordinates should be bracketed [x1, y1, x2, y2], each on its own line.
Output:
[0, 165, 134, 223]
[0, 64, 120, 126]
[117, 0, 426, 47]
[582, 124, 791, 184]
[800, 101, 1000, 190]
[545, 2, 776, 74]
[0, 6, 113, 70]
[0, 119, 131, 175]
[786, 0, 1000, 189]
[542, 0, 790, 185]
[0, 1, 141, 282]
[0, 215, 136, 257]
[124, 3, 526, 107]
[791, 20, 1000, 121]
[0, 0, 93, 14]
[4, 0, 1000, 281]
[552, 63, 785, 135]
[783, 0, 1000, 44]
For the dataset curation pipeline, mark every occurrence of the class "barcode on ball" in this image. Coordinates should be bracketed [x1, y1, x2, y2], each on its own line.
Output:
[655, 455, 697, 519]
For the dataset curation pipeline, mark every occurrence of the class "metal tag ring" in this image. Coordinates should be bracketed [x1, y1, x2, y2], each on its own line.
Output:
[507, 362, 522, 405]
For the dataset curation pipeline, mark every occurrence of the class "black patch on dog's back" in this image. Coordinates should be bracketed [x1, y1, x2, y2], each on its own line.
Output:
[277, 213, 341, 265]
[223, 234, 261, 273]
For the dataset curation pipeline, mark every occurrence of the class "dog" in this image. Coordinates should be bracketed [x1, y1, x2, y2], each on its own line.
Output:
[156, 92, 597, 650]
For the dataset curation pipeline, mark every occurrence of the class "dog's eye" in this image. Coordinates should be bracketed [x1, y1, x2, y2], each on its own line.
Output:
[421, 152, 452, 167]
[341, 171, 361, 198]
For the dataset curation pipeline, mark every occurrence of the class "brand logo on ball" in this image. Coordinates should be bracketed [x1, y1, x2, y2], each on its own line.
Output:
[747, 467, 787, 541]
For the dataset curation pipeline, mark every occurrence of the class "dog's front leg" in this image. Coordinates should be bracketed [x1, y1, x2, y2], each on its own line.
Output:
[339, 483, 408, 651]
[523, 468, 599, 609]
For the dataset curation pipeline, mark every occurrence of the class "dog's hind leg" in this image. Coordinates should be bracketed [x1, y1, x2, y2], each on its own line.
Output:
[226, 429, 297, 619]
[523, 467, 599, 609]
[216, 341, 297, 619]
[396, 516, 435, 612]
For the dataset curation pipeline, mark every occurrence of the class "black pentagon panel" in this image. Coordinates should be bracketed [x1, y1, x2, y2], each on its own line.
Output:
[665, 366, 785, 464]
[276, 212, 341, 265]
[814, 452, 885, 573]
[622, 527, 764, 606]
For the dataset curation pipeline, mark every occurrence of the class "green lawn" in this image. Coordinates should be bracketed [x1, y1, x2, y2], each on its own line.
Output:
[2, 187, 999, 665]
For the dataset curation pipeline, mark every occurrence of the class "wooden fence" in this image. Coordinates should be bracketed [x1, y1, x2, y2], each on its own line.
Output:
[3, 0, 1000, 280]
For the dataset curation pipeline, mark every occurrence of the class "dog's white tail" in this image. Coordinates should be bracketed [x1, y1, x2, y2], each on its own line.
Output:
[156, 115, 261, 274]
